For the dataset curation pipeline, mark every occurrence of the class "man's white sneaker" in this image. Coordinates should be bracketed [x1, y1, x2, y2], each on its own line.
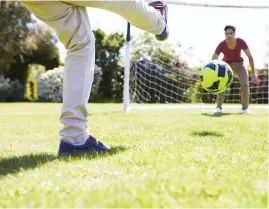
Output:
[214, 107, 222, 115]
[243, 108, 252, 114]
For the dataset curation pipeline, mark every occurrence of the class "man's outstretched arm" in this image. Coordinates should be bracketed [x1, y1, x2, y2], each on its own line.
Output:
[212, 42, 222, 60]
[244, 48, 255, 73]
[244, 48, 260, 84]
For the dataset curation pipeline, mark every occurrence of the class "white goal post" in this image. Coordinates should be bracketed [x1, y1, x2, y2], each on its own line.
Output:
[123, 1, 269, 112]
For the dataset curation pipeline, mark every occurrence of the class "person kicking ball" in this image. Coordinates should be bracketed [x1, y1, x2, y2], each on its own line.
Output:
[21, 0, 169, 156]
[211, 25, 260, 115]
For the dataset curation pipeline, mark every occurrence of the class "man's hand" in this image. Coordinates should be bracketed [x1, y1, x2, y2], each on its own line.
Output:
[212, 53, 219, 60]
[251, 73, 260, 85]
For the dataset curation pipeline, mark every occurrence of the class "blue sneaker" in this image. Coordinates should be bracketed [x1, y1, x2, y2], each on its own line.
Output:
[58, 135, 110, 156]
[149, 1, 169, 41]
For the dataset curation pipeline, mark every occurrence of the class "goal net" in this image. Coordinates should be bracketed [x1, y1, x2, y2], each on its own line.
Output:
[124, 0, 269, 112]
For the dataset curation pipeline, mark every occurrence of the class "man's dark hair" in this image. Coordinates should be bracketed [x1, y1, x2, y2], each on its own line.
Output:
[224, 25, 236, 32]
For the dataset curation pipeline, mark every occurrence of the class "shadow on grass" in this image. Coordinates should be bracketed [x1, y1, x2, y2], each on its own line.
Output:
[192, 130, 223, 137]
[0, 146, 128, 177]
[0, 153, 56, 177]
[201, 112, 239, 117]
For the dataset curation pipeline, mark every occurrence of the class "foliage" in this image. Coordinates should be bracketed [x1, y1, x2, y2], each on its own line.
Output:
[0, 1, 60, 84]
[0, 75, 24, 102]
[37, 66, 63, 102]
[131, 32, 178, 67]
[25, 64, 46, 101]
[131, 33, 158, 63]
[37, 65, 103, 102]
[29, 24, 60, 70]
[94, 29, 125, 102]
[0, 1, 33, 76]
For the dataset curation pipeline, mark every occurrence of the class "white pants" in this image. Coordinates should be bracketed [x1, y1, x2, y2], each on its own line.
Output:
[22, 0, 165, 145]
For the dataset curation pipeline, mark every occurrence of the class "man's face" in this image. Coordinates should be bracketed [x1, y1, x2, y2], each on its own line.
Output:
[225, 29, 235, 40]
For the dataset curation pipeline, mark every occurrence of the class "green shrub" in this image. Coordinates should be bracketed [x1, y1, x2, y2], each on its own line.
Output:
[37, 66, 64, 102]
[0, 75, 24, 102]
[37, 65, 102, 102]
[25, 64, 46, 101]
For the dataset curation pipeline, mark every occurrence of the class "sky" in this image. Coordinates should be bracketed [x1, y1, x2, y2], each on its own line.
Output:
[58, 0, 269, 68]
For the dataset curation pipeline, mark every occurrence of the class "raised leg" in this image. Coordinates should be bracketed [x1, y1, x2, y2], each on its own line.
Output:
[64, 0, 166, 37]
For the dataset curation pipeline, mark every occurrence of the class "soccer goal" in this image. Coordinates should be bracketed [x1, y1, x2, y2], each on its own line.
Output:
[123, 0, 269, 112]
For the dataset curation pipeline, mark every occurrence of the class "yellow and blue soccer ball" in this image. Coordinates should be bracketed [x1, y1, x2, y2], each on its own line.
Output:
[200, 60, 233, 93]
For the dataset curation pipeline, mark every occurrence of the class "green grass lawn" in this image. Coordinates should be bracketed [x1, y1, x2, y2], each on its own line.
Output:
[0, 103, 267, 208]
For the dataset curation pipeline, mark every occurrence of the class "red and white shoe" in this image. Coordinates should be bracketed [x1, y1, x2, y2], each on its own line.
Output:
[149, 1, 169, 41]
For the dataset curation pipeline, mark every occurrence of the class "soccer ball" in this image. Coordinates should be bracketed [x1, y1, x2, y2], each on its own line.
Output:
[200, 60, 233, 93]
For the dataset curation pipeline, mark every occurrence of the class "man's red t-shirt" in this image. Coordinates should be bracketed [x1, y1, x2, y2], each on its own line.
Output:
[215, 38, 249, 63]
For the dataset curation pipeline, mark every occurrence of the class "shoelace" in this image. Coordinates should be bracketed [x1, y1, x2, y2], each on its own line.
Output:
[154, 3, 165, 15]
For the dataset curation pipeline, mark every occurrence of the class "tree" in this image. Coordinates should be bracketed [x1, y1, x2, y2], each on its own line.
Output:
[30, 24, 60, 70]
[0, 1, 60, 83]
[131, 32, 158, 63]
[0, 1, 33, 80]
[131, 32, 179, 67]
[93, 29, 125, 102]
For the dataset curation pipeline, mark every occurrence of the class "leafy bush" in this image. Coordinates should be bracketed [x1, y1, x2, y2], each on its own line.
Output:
[0, 75, 24, 102]
[25, 64, 46, 101]
[37, 65, 103, 102]
[37, 66, 64, 102]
